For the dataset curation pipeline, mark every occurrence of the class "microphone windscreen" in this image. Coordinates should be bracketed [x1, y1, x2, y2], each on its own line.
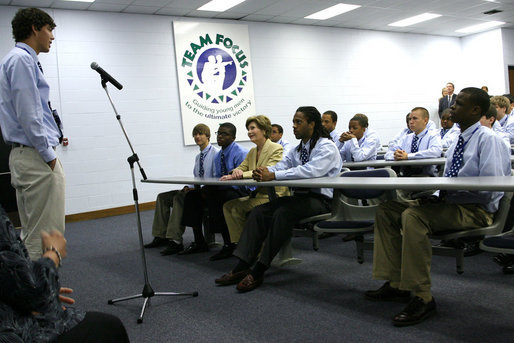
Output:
[90, 62, 98, 70]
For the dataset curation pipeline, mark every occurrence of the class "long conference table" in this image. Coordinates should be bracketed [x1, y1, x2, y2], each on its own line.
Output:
[343, 156, 514, 170]
[143, 173, 514, 265]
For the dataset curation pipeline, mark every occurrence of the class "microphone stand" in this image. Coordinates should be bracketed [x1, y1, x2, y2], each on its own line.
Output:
[98, 77, 198, 323]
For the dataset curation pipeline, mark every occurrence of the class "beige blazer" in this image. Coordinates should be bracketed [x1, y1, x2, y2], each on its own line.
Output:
[235, 139, 289, 197]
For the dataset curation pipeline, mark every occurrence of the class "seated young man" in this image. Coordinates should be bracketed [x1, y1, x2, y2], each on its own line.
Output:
[180, 123, 248, 260]
[322, 110, 343, 149]
[271, 123, 291, 155]
[144, 124, 218, 255]
[439, 108, 460, 149]
[215, 106, 342, 292]
[388, 113, 437, 151]
[366, 87, 511, 327]
[480, 104, 511, 148]
[338, 113, 381, 162]
[491, 95, 514, 143]
[385, 107, 442, 177]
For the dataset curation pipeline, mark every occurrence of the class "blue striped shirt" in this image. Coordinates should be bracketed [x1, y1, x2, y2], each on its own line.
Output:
[0, 43, 60, 162]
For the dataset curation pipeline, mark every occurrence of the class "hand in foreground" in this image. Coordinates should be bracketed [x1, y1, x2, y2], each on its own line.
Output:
[59, 287, 75, 310]
[252, 167, 275, 182]
[393, 149, 408, 160]
[41, 230, 67, 267]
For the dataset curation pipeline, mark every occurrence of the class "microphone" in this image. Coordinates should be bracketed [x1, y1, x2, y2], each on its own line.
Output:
[90, 62, 123, 90]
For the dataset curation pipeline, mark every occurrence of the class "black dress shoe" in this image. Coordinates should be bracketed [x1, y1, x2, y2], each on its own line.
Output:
[210, 244, 236, 261]
[178, 242, 209, 255]
[503, 264, 514, 274]
[365, 282, 411, 302]
[463, 241, 482, 257]
[160, 241, 184, 256]
[393, 296, 436, 327]
[144, 237, 168, 248]
[493, 253, 514, 267]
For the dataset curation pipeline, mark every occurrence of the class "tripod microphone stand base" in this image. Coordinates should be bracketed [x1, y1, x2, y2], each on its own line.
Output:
[108, 283, 198, 323]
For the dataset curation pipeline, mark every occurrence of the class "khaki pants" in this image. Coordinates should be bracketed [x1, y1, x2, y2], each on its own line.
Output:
[151, 190, 186, 242]
[223, 195, 270, 243]
[372, 200, 493, 299]
[9, 146, 65, 260]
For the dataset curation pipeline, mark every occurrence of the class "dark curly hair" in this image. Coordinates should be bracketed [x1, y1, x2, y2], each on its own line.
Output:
[12, 8, 56, 42]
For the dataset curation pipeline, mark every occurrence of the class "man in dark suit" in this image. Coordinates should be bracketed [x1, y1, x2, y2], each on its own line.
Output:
[438, 82, 456, 118]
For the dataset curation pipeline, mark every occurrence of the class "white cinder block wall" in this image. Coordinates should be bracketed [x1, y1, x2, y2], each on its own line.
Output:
[0, 6, 510, 215]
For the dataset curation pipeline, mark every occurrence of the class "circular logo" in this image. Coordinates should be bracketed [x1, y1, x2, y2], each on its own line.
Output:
[196, 48, 236, 91]
[183, 39, 249, 105]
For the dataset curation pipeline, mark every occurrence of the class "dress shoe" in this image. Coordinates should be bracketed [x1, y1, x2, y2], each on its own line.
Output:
[503, 264, 514, 274]
[144, 237, 168, 248]
[493, 253, 514, 267]
[160, 241, 184, 256]
[463, 241, 482, 257]
[209, 244, 235, 261]
[365, 282, 411, 302]
[393, 296, 436, 327]
[178, 242, 209, 255]
[215, 269, 250, 286]
[236, 274, 263, 293]
[342, 233, 361, 242]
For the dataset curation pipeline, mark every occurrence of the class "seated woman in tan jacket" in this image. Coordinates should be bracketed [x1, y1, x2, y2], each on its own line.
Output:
[221, 115, 289, 246]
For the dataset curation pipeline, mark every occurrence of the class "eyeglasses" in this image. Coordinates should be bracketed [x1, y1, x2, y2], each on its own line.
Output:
[216, 131, 231, 137]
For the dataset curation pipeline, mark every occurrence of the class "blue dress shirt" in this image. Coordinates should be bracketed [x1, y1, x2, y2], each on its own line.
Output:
[268, 137, 343, 198]
[277, 138, 291, 156]
[386, 128, 442, 176]
[339, 128, 381, 162]
[193, 144, 219, 178]
[213, 141, 248, 178]
[498, 114, 514, 144]
[443, 122, 511, 213]
[0, 43, 60, 162]
[441, 125, 460, 149]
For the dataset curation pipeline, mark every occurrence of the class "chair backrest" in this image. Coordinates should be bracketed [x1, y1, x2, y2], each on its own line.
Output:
[330, 168, 397, 221]
[339, 168, 396, 199]
[431, 191, 513, 240]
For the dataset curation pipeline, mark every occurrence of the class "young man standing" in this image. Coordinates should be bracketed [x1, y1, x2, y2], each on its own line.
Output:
[0, 8, 64, 260]
[144, 124, 218, 255]
[215, 106, 342, 292]
[367, 87, 511, 326]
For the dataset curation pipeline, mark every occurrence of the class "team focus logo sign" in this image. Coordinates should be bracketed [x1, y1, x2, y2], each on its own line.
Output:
[173, 22, 256, 145]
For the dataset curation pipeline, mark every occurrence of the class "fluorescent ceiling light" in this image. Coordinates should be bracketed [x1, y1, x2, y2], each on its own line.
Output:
[198, 0, 246, 12]
[305, 3, 361, 20]
[62, 0, 95, 2]
[388, 13, 442, 27]
[456, 21, 505, 33]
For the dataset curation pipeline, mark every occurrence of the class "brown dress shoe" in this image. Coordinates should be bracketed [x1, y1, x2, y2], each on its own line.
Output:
[215, 269, 250, 286]
[236, 274, 263, 293]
